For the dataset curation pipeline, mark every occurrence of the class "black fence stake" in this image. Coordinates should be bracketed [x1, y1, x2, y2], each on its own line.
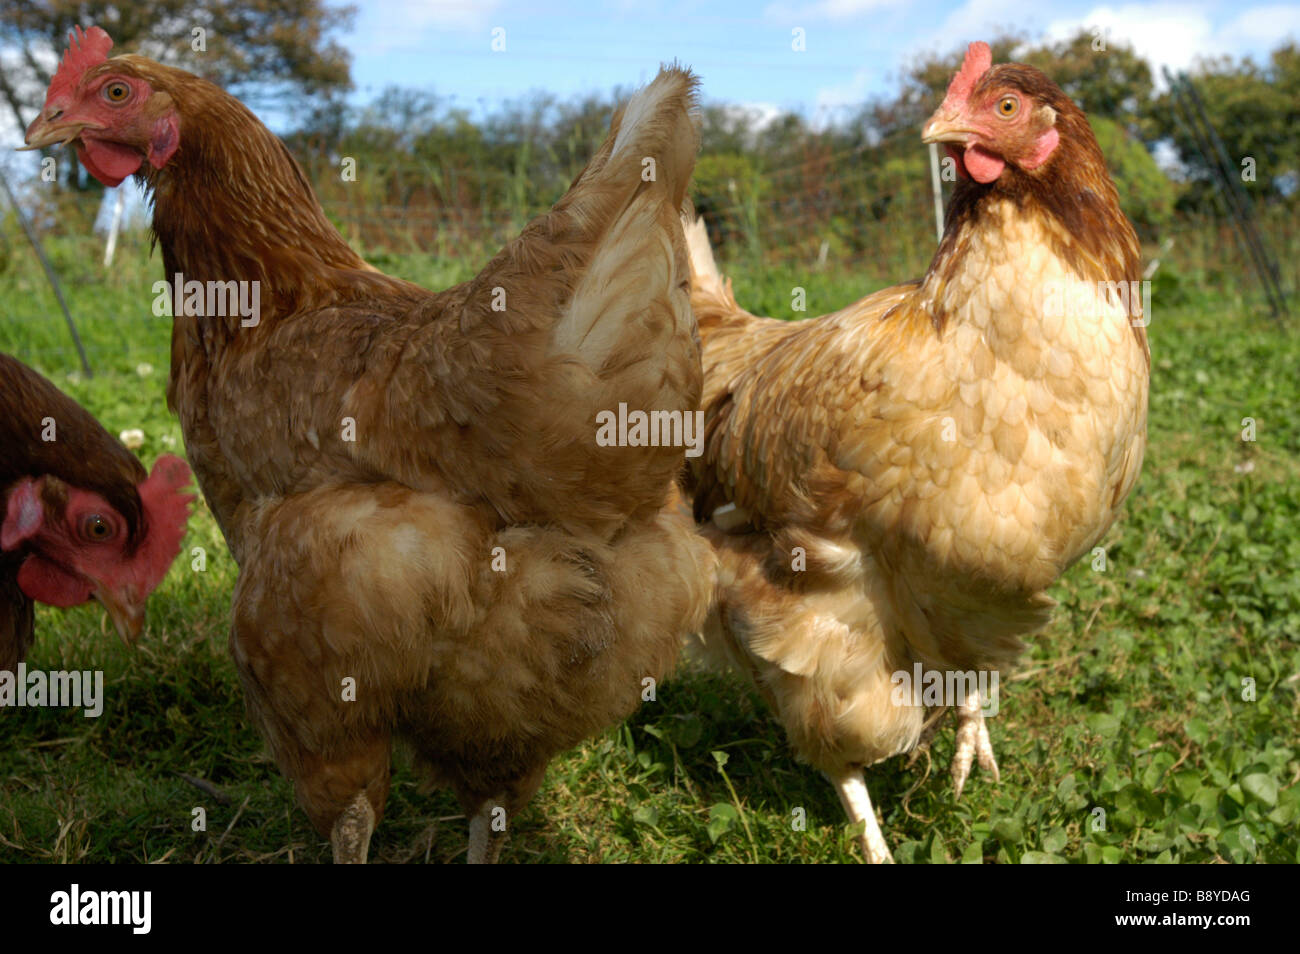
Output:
[1178, 71, 1289, 319]
[1164, 68, 1289, 323]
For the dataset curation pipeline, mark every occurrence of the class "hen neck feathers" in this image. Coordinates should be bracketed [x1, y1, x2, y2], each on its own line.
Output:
[918, 159, 1149, 363]
[139, 68, 399, 334]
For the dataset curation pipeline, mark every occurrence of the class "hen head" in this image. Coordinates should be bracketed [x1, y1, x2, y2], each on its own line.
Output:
[1, 455, 193, 644]
[922, 41, 1076, 184]
[21, 26, 179, 188]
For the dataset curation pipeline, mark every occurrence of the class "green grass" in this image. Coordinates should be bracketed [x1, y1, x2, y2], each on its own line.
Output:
[0, 234, 1297, 864]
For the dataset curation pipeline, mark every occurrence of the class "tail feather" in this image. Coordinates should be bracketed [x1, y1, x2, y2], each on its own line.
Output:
[609, 66, 699, 197]
[549, 66, 700, 367]
[681, 208, 746, 339]
[683, 209, 723, 297]
[440, 66, 706, 531]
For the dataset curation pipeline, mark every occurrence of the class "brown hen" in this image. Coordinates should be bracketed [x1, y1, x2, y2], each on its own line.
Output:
[26, 26, 714, 863]
[684, 42, 1149, 862]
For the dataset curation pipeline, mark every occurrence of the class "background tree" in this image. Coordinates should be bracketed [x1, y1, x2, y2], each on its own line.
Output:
[1152, 45, 1300, 209]
[1019, 30, 1153, 129]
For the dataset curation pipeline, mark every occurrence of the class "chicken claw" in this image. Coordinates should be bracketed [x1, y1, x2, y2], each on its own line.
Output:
[951, 690, 1000, 800]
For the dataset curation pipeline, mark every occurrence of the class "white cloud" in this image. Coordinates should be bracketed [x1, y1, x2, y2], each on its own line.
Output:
[728, 102, 784, 130]
[1044, 2, 1300, 80]
[1044, 4, 1215, 79]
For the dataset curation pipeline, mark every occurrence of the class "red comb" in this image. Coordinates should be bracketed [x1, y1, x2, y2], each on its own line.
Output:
[46, 25, 113, 106]
[940, 41, 992, 109]
[134, 454, 194, 593]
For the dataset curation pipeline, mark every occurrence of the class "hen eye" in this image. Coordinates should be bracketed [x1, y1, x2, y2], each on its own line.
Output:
[103, 82, 130, 103]
[82, 515, 115, 541]
[997, 95, 1020, 118]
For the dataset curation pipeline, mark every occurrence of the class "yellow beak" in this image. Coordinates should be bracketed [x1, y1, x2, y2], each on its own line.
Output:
[921, 110, 977, 145]
[94, 588, 146, 646]
[19, 109, 103, 151]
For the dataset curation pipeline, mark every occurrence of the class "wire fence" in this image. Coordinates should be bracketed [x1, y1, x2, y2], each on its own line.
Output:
[307, 153, 1300, 295]
[3, 149, 1295, 379]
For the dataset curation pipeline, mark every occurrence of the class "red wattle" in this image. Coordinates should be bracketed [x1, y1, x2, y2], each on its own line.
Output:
[16, 555, 92, 608]
[77, 138, 143, 187]
[964, 144, 1005, 184]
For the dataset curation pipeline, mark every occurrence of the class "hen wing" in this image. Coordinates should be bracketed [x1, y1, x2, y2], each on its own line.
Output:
[689, 283, 927, 536]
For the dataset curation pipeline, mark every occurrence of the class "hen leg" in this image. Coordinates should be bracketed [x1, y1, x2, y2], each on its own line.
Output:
[332, 792, 376, 864]
[467, 795, 509, 865]
[272, 739, 390, 864]
[828, 770, 894, 864]
[951, 689, 1000, 799]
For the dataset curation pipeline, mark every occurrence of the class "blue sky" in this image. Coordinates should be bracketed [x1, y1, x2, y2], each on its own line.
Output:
[345, 0, 1300, 123]
[5, 0, 1296, 224]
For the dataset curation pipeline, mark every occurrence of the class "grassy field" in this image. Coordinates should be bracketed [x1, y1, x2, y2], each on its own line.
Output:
[1, 231, 1297, 864]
